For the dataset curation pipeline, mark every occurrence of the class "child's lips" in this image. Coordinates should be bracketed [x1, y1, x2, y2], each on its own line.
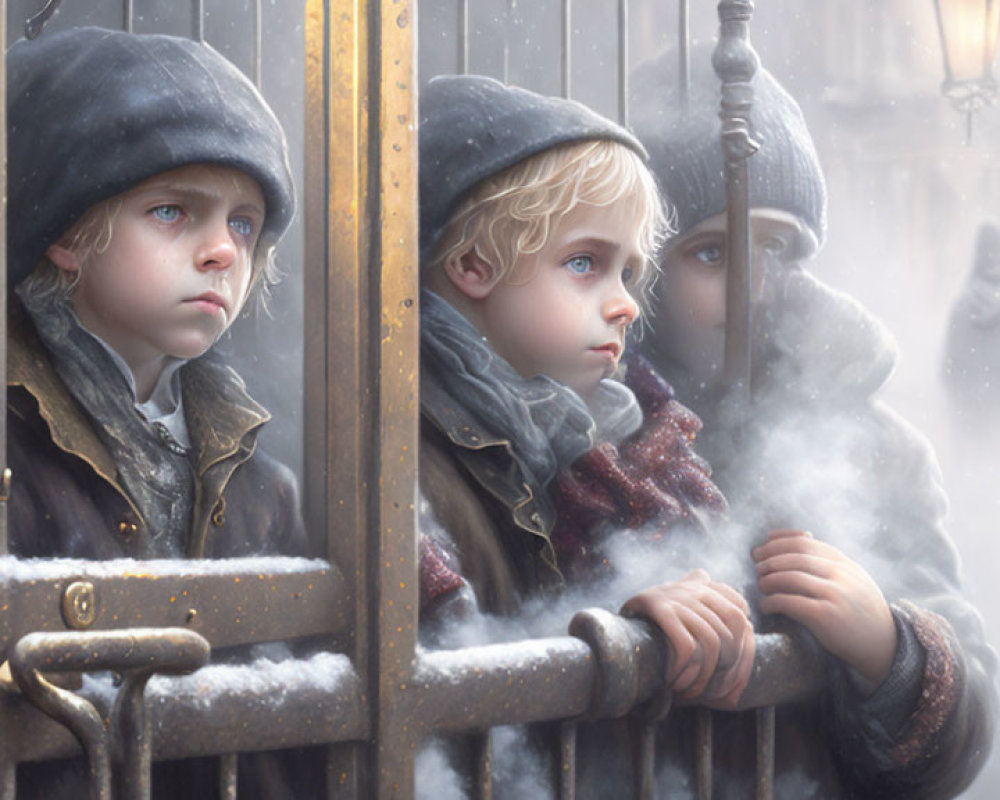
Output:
[590, 342, 622, 360]
[186, 291, 228, 317]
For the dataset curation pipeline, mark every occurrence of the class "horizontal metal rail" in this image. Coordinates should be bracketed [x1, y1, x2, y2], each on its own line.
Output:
[2, 611, 826, 764]
[0, 556, 347, 658]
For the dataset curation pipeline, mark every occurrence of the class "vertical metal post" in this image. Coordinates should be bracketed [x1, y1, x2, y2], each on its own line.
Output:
[635, 720, 657, 800]
[194, 0, 205, 42]
[558, 721, 577, 800]
[371, 0, 421, 796]
[618, 0, 629, 125]
[561, 0, 571, 98]
[304, 0, 373, 795]
[715, 0, 760, 397]
[755, 706, 775, 800]
[219, 753, 238, 800]
[253, 0, 263, 88]
[0, 0, 8, 558]
[695, 707, 713, 800]
[458, 0, 469, 73]
[472, 730, 494, 800]
[123, 0, 133, 33]
[0, 755, 13, 800]
[678, 0, 690, 111]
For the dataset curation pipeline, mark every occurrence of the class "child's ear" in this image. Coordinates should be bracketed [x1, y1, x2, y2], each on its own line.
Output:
[45, 243, 82, 274]
[443, 248, 501, 300]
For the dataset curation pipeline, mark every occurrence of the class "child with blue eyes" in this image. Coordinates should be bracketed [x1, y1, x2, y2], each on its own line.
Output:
[417, 75, 750, 707]
[6, 24, 321, 799]
[6, 26, 308, 564]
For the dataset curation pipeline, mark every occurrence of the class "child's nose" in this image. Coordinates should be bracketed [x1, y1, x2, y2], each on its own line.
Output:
[603, 289, 640, 328]
[196, 220, 238, 271]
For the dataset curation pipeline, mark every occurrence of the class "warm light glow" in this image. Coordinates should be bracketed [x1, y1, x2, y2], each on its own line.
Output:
[936, 0, 1000, 85]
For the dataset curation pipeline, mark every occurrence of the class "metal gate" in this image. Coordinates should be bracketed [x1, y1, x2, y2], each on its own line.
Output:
[0, 1, 826, 798]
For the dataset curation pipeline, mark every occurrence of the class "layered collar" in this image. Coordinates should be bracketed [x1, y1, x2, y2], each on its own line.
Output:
[420, 289, 640, 490]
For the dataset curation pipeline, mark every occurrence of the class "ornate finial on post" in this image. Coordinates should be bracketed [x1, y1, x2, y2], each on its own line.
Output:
[25, 0, 63, 40]
[714, 0, 760, 396]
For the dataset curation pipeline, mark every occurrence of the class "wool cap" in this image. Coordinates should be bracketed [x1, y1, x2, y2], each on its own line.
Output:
[7, 26, 295, 287]
[630, 43, 826, 250]
[419, 74, 649, 261]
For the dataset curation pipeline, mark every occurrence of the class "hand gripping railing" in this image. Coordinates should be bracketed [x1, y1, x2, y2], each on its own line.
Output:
[8, 628, 210, 800]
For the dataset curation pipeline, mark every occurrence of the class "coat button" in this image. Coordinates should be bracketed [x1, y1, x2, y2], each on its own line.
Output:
[117, 521, 138, 536]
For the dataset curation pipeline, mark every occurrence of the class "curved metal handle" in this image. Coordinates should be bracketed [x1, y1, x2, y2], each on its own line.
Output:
[10, 628, 210, 800]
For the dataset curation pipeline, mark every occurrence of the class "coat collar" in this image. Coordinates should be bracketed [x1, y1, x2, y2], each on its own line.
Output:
[8, 299, 269, 482]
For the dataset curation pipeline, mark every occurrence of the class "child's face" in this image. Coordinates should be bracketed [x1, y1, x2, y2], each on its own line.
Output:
[477, 200, 643, 400]
[55, 164, 264, 374]
[650, 209, 806, 382]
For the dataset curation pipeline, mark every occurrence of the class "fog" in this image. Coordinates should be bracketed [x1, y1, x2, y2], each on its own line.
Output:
[416, 1, 1000, 796]
[5, 0, 999, 795]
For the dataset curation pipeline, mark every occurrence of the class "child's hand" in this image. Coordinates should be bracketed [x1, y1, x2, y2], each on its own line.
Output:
[621, 569, 755, 708]
[753, 529, 897, 686]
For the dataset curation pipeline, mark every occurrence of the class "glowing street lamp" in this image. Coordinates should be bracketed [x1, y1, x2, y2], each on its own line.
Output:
[933, 0, 1000, 141]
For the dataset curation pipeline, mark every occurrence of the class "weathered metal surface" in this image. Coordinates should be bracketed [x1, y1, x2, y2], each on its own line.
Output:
[0, 623, 823, 772]
[373, 0, 421, 794]
[715, 0, 761, 394]
[568, 608, 665, 719]
[4, 651, 366, 763]
[558, 721, 577, 800]
[0, 557, 345, 659]
[24, 0, 61, 38]
[695, 706, 713, 800]
[617, 0, 629, 125]
[756, 705, 776, 800]
[10, 628, 209, 799]
[472, 730, 493, 800]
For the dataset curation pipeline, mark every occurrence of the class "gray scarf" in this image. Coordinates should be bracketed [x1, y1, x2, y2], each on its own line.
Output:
[420, 290, 641, 488]
[18, 288, 194, 557]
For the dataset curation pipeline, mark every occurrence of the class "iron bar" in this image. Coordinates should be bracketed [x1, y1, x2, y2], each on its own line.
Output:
[303, 0, 374, 791]
[371, 0, 421, 796]
[115, 668, 158, 800]
[10, 629, 209, 800]
[220, 753, 239, 800]
[0, 557, 345, 659]
[472, 730, 494, 800]
[458, 0, 469, 73]
[254, 0, 263, 88]
[195, 0, 205, 42]
[678, 0, 690, 110]
[124, 0, 133, 33]
[755, 706, 776, 800]
[558, 721, 577, 800]
[0, 0, 6, 560]
[561, 0, 571, 98]
[618, 0, 629, 125]
[695, 707, 713, 800]
[0, 755, 14, 800]
[635, 720, 656, 800]
[715, 0, 760, 396]
[24, 0, 62, 39]
[2, 626, 824, 766]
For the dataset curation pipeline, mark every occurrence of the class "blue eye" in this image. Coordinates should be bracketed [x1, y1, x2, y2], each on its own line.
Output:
[622, 266, 635, 285]
[695, 245, 723, 265]
[229, 216, 255, 237]
[150, 205, 182, 223]
[565, 255, 593, 275]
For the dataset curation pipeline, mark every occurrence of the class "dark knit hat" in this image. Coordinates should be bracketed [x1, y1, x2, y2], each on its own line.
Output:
[7, 26, 295, 287]
[419, 74, 649, 261]
[630, 44, 826, 249]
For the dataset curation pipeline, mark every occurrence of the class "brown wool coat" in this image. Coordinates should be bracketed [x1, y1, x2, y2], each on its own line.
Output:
[6, 300, 306, 561]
